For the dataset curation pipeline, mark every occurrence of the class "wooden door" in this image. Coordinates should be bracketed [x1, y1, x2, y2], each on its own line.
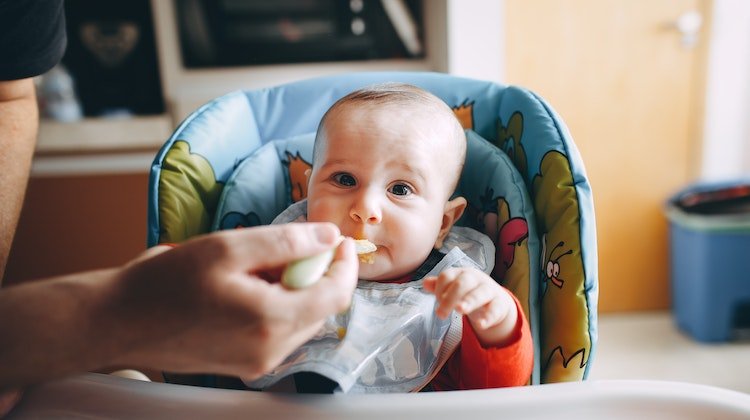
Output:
[505, 0, 711, 312]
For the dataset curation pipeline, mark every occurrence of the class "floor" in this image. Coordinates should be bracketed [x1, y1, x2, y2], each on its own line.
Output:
[588, 311, 750, 394]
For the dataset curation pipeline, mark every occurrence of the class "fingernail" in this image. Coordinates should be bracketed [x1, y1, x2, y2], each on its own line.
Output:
[314, 224, 338, 244]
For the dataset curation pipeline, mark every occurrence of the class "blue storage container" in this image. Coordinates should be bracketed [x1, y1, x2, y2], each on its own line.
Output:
[666, 179, 750, 342]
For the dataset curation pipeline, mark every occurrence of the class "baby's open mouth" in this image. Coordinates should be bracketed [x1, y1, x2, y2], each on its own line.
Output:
[353, 238, 376, 264]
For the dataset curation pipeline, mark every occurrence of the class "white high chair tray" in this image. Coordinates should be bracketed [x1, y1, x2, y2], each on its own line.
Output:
[8, 373, 750, 419]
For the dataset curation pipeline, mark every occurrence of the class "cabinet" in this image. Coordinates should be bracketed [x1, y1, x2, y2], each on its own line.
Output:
[5, 173, 149, 284]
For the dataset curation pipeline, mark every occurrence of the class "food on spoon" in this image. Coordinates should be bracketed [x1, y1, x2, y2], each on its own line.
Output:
[281, 237, 377, 288]
[353, 239, 377, 264]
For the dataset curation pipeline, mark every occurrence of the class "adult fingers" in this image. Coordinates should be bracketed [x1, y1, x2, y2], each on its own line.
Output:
[289, 238, 358, 321]
[220, 223, 342, 272]
[236, 240, 357, 373]
[219, 238, 355, 338]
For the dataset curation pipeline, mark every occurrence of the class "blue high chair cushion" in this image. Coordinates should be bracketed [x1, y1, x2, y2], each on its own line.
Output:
[148, 72, 598, 385]
[213, 132, 315, 230]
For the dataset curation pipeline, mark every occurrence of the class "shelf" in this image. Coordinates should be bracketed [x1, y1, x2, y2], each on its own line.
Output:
[36, 114, 174, 154]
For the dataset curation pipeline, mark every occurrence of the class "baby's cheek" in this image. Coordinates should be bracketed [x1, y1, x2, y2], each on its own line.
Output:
[307, 200, 340, 223]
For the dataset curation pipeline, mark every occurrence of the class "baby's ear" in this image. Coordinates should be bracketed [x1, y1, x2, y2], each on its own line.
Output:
[435, 197, 467, 249]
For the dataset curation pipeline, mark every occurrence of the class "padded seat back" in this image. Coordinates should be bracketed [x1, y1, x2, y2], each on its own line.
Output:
[148, 72, 598, 384]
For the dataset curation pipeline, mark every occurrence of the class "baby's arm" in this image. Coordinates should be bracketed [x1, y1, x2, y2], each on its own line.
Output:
[423, 267, 518, 347]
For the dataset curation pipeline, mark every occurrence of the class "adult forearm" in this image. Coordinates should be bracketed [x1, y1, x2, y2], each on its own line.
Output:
[0, 79, 39, 280]
[0, 268, 125, 389]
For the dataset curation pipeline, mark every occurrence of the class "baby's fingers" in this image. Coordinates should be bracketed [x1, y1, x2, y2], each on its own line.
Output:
[455, 282, 495, 315]
[466, 287, 515, 330]
[423, 276, 437, 293]
[434, 272, 479, 319]
[467, 302, 504, 330]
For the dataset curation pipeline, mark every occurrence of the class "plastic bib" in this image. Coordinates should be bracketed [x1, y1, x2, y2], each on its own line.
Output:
[244, 276, 462, 393]
[243, 201, 495, 393]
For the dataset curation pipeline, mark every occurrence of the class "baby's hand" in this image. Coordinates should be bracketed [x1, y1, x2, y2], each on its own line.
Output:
[423, 267, 518, 347]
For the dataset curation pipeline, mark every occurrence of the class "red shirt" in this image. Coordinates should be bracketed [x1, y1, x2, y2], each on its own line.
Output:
[429, 293, 533, 390]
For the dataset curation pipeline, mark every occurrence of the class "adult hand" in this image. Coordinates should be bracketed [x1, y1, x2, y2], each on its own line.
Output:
[108, 223, 358, 379]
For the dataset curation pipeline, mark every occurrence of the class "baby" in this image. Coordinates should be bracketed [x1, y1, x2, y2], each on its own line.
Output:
[248, 83, 533, 393]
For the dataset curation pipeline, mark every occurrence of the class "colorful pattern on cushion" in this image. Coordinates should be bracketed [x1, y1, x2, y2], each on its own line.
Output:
[494, 100, 594, 383]
[285, 151, 312, 203]
[455, 131, 539, 384]
[158, 141, 222, 243]
[533, 151, 591, 382]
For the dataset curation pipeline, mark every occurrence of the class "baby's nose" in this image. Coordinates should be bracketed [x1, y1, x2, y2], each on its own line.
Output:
[350, 191, 382, 224]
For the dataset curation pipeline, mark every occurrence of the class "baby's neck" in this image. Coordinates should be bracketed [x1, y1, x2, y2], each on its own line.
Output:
[361, 249, 445, 284]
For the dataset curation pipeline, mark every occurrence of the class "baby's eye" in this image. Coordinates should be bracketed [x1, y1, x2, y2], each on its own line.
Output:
[333, 173, 356, 187]
[389, 183, 413, 196]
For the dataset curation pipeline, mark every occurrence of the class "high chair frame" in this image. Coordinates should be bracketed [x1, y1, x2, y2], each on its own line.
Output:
[148, 72, 598, 385]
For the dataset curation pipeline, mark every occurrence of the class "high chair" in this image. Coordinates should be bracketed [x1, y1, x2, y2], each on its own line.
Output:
[147, 72, 598, 386]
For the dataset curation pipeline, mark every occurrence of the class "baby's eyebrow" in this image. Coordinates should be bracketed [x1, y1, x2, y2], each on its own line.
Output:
[317, 159, 350, 170]
[391, 162, 427, 184]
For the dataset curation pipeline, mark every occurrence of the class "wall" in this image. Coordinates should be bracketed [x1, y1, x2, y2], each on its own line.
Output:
[700, 0, 750, 180]
[444, 0, 505, 83]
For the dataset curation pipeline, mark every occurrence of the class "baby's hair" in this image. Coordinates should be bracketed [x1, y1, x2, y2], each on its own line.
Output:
[314, 82, 466, 191]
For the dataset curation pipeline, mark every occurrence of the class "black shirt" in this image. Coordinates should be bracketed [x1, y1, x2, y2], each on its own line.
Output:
[0, 0, 66, 80]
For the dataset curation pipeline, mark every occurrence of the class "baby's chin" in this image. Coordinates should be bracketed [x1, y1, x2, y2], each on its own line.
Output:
[357, 263, 412, 283]
[356, 264, 383, 281]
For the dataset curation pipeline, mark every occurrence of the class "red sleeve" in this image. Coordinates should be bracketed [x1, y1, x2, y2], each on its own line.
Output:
[429, 293, 533, 391]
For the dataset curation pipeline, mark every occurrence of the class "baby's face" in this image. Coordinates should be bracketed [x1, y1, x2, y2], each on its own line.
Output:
[307, 105, 458, 281]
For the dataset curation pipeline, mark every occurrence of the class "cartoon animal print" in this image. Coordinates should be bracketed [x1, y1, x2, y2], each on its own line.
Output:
[543, 240, 573, 289]
[496, 112, 527, 178]
[466, 187, 532, 326]
[465, 186, 503, 239]
[452, 100, 474, 130]
[532, 150, 591, 383]
[284, 151, 312, 203]
[219, 211, 261, 230]
[159, 140, 222, 244]
[492, 197, 531, 325]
